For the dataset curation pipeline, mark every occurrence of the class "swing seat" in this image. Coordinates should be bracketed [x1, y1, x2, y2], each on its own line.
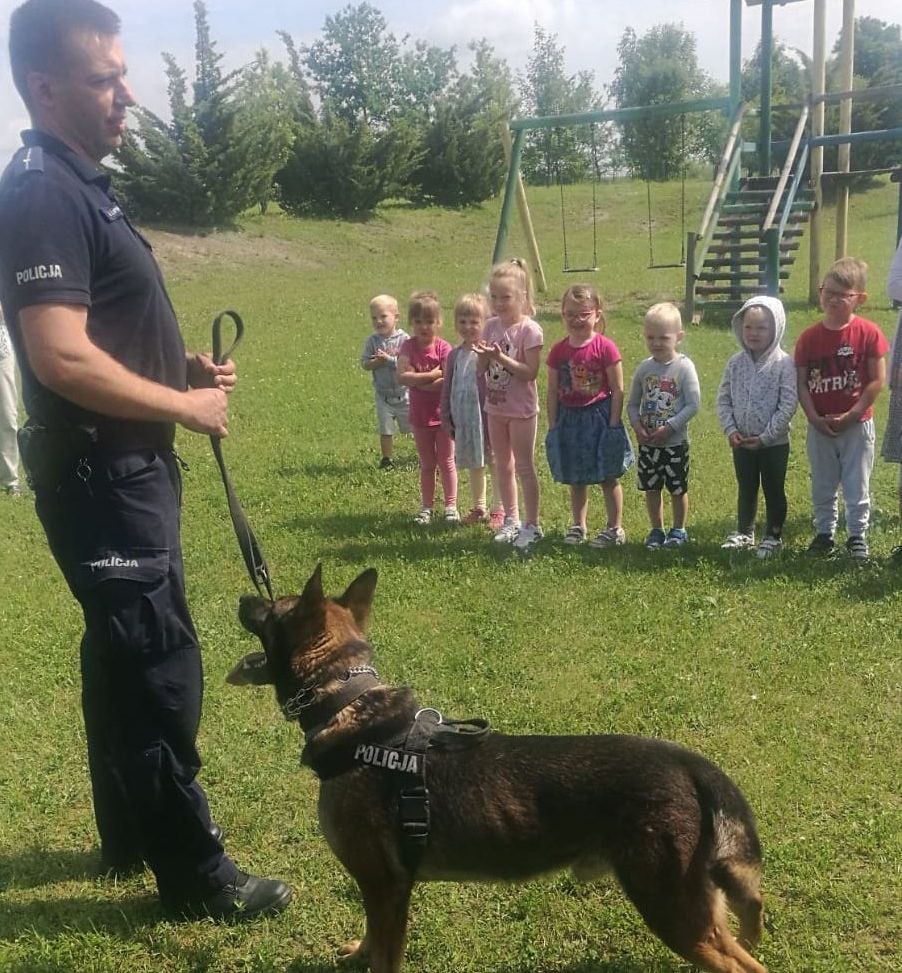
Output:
[564, 265, 599, 274]
[647, 260, 686, 270]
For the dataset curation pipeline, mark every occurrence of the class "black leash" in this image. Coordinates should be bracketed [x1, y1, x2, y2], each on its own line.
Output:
[209, 310, 274, 601]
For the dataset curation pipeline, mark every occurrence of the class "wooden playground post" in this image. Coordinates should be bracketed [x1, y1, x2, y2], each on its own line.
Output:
[809, 0, 827, 303]
[499, 123, 547, 294]
[835, 0, 855, 259]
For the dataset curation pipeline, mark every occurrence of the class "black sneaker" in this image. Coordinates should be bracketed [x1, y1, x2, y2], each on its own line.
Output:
[807, 533, 835, 555]
[167, 871, 293, 922]
[845, 535, 869, 560]
[379, 456, 394, 470]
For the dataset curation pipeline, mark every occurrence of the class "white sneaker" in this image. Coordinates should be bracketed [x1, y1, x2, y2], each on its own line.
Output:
[443, 506, 460, 523]
[588, 526, 626, 548]
[413, 508, 432, 525]
[513, 523, 544, 551]
[493, 516, 521, 543]
[721, 531, 755, 549]
[757, 536, 783, 559]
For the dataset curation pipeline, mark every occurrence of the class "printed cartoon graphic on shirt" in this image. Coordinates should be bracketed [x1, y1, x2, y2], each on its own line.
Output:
[562, 359, 603, 398]
[805, 345, 863, 398]
[640, 374, 679, 429]
[485, 336, 513, 404]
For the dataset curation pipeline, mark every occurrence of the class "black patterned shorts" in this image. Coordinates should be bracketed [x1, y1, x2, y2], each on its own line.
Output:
[636, 443, 690, 495]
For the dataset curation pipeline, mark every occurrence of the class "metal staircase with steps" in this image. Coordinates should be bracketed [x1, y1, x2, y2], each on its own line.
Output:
[694, 176, 815, 312]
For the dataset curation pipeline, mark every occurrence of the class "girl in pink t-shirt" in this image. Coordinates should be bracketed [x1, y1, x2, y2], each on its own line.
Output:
[397, 291, 457, 525]
[546, 284, 634, 547]
[476, 258, 544, 550]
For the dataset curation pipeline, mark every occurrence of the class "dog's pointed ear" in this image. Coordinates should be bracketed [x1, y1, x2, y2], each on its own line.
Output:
[226, 651, 273, 686]
[337, 568, 378, 629]
[299, 562, 325, 609]
[238, 594, 272, 637]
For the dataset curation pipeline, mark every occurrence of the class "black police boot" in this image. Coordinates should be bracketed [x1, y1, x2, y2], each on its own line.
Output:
[166, 871, 293, 922]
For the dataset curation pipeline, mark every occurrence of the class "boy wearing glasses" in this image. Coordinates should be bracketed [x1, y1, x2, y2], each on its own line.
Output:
[795, 257, 889, 558]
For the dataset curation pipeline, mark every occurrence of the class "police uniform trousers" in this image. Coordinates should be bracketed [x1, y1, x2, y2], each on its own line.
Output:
[34, 448, 238, 900]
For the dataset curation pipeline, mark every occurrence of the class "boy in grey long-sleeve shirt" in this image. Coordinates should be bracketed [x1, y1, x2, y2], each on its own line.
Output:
[627, 302, 700, 548]
[361, 294, 410, 468]
[716, 295, 797, 557]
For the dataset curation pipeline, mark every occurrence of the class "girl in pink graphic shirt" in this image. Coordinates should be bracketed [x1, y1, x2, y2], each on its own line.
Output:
[476, 258, 544, 551]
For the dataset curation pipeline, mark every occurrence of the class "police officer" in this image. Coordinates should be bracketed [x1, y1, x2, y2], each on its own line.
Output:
[0, 0, 291, 920]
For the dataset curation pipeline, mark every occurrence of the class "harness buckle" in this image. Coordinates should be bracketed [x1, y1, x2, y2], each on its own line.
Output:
[399, 786, 430, 846]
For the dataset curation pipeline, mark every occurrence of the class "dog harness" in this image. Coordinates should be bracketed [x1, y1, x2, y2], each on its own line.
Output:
[280, 665, 489, 871]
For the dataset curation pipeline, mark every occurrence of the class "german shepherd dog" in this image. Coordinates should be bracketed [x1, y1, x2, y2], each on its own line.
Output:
[228, 565, 766, 973]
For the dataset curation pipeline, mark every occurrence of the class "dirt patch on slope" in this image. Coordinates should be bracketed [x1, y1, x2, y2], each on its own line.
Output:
[143, 227, 326, 281]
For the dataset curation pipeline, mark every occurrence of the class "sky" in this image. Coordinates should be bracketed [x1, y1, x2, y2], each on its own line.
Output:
[0, 0, 900, 160]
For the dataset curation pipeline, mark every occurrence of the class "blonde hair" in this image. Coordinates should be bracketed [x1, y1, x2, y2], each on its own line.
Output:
[825, 257, 867, 293]
[644, 302, 683, 334]
[489, 257, 536, 316]
[454, 292, 488, 325]
[369, 294, 399, 315]
[408, 290, 443, 324]
[562, 283, 606, 333]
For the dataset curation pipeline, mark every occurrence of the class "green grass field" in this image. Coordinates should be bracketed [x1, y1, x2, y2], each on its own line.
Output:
[0, 177, 899, 973]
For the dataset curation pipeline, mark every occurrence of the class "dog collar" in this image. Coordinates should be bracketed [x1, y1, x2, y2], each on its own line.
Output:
[281, 665, 380, 728]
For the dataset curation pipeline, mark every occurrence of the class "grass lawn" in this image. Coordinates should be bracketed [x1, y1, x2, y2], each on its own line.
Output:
[0, 176, 899, 973]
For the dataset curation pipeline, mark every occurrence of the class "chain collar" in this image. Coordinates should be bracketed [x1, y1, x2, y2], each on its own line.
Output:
[281, 665, 380, 720]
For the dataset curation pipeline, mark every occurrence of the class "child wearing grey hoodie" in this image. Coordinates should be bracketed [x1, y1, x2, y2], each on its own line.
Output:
[716, 296, 798, 558]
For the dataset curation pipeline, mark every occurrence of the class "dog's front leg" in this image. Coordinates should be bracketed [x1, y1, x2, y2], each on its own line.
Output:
[357, 877, 413, 973]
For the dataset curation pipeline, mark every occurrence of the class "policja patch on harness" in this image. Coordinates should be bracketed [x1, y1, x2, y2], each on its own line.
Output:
[353, 743, 420, 774]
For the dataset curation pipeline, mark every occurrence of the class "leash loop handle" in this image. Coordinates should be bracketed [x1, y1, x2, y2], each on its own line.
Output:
[208, 309, 274, 601]
[212, 309, 244, 366]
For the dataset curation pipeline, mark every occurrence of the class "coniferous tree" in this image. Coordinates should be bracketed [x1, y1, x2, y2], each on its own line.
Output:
[115, 1, 293, 226]
[411, 41, 516, 206]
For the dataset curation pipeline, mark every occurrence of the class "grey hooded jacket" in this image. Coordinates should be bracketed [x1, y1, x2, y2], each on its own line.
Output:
[716, 295, 798, 446]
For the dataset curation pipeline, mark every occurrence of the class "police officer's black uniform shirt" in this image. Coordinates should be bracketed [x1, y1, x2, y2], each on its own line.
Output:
[0, 129, 187, 449]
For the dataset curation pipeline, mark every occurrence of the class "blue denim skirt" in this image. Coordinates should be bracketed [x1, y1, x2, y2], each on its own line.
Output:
[545, 397, 634, 485]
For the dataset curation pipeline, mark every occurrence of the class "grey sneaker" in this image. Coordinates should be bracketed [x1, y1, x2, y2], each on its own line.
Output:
[721, 531, 755, 549]
[563, 525, 587, 545]
[493, 516, 520, 543]
[513, 523, 544, 551]
[845, 535, 869, 560]
[757, 536, 783, 559]
[413, 508, 432, 525]
[588, 526, 626, 548]
[443, 506, 460, 523]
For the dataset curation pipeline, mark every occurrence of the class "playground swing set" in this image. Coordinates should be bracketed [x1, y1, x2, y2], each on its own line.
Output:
[556, 125, 600, 274]
[554, 118, 688, 274]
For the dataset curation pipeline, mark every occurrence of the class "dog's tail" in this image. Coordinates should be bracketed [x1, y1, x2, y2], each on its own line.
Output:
[697, 768, 765, 947]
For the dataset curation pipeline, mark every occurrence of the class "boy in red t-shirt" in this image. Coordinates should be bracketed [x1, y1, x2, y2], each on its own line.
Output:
[794, 257, 889, 558]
